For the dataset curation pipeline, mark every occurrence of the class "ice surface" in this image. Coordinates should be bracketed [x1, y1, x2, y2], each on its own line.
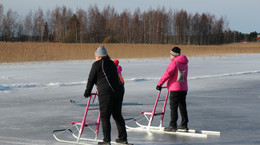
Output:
[1, 54, 260, 145]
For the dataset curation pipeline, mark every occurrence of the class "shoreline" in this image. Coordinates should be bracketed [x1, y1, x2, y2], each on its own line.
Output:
[0, 42, 260, 63]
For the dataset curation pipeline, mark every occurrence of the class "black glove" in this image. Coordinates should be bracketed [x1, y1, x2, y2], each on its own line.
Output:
[156, 85, 162, 91]
[84, 90, 91, 98]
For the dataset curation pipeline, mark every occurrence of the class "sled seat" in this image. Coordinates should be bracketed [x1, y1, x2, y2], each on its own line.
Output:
[71, 120, 100, 126]
[140, 110, 164, 116]
[87, 107, 99, 110]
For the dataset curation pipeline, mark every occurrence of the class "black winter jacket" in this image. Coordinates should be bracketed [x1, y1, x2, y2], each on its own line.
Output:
[85, 57, 124, 96]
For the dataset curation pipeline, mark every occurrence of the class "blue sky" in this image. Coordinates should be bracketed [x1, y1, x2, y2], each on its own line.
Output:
[0, 0, 259, 33]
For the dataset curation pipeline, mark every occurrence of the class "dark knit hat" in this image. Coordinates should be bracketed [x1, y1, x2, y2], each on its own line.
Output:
[170, 47, 181, 56]
[95, 45, 108, 57]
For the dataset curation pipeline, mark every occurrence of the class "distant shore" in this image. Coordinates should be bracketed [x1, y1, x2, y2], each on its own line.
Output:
[0, 42, 259, 63]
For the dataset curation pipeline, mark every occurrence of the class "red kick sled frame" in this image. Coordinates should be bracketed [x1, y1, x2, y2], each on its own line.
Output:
[53, 92, 103, 144]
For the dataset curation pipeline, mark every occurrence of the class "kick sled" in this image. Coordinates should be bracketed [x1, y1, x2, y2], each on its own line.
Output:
[125, 86, 220, 138]
[53, 92, 134, 145]
[53, 92, 104, 144]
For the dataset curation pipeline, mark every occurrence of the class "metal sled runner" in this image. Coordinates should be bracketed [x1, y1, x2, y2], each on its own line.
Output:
[125, 87, 220, 138]
[53, 92, 103, 144]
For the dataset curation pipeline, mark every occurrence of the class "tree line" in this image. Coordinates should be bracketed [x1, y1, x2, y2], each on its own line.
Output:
[0, 4, 258, 44]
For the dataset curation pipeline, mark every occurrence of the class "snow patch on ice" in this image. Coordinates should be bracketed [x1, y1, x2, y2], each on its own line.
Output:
[1, 70, 259, 91]
[126, 77, 160, 82]
[9, 83, 43, 88]
[47, 81, 87, 87]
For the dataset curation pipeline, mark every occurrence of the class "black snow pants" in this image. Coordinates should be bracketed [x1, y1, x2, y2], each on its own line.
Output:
[98, 89, 127, 142]
[169, 91, 189, 127]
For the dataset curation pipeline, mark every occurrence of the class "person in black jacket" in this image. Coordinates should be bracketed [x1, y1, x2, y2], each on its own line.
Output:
[84, 46, 128, 145]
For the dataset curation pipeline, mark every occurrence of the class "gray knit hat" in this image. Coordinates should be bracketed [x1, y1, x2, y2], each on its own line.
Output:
[95, 45, 108, 57]
[170, 47, 181, 56]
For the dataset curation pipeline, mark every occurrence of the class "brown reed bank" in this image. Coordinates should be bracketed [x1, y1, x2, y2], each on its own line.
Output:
[0, 42, 260, 63]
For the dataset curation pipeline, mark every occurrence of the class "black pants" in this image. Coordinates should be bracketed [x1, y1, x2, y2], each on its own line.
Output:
[169, 91, 189, 127]
[98, 89, 127, 142]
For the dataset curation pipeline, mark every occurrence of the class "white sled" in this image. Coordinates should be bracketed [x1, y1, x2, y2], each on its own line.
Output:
[53, 92, 103, 144]
[125, 87, 220, 138]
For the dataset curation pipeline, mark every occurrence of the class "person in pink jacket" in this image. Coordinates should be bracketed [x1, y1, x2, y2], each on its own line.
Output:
[156, 46, 189, 132]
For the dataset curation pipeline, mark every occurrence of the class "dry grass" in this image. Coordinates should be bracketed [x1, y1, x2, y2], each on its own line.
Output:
[0, 42, 260, 63]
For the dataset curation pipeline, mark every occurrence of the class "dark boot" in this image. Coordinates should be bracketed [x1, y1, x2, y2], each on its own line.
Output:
[115, 138, 128, 144]
[98, 141, 111, 145]
[177, 125, 189, 132]
[164, 126, 177, 132]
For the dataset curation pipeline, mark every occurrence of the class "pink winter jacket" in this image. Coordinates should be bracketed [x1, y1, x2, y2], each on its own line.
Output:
[157, 55, 189, 91]
[117, 65, 125, 84]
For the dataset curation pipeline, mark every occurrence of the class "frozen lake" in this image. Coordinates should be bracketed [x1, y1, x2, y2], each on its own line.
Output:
[1, 54, 260, 145]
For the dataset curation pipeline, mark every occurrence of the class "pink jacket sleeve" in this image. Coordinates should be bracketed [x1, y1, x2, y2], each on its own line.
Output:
[157, 61, 176, 86]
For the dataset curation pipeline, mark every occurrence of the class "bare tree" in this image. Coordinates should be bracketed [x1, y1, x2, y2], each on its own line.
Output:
[155, 7, 168, 44]
[190, 13, 200, 44]
[64, 14, 80, 43]
[0, 4, 3, 37]
[33, 8, 44, 41]
[45, 9, 54, 42]
[50, 6, 72, 42]
[213, 16, 224, 44]
[51, 7, 62, 42]
[166, 9, 175, 44]
[102, 5, 118, 41]
[174, 9, 188, 44]
[88, 5, 105, 43]
[0, 3, 232, 44]
[76, 8, 88, 43]
[61, 6, 73, 42]
[24, 11, 33, 41]
[2, 9, 19, 41]
[119, 10, 130, 43]
[43, 22, 49, 42]
[130, 8, 142, 43]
